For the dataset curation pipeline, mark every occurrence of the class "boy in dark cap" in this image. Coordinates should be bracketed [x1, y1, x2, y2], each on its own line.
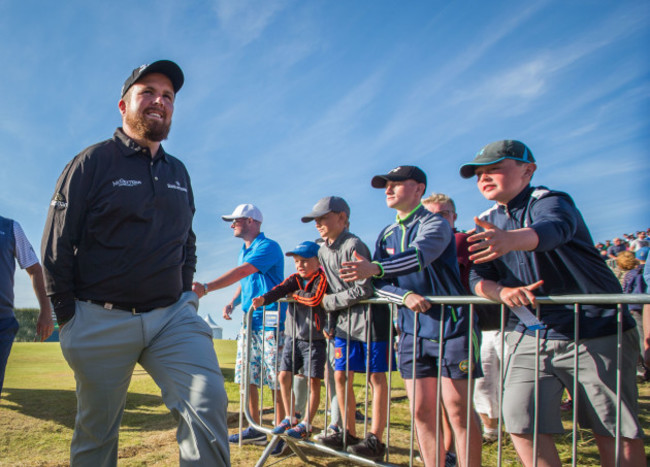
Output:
[461, 140, 644, 466]
[340, 166, 482, 467]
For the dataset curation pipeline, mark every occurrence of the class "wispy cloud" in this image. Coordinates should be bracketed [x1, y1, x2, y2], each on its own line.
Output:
[212, 0, 293, 47]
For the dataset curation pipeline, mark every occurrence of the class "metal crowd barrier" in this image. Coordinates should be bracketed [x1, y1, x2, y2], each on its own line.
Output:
[235, 294, 649, 467]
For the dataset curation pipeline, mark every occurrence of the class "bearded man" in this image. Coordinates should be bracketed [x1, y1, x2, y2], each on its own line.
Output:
[41, 60, 230, 467]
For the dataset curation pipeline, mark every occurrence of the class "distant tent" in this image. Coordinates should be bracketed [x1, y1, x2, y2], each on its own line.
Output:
[203, 314, 223, 340]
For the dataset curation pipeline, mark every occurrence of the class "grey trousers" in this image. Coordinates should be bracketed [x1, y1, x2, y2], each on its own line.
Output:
[60, 292, 230, 466]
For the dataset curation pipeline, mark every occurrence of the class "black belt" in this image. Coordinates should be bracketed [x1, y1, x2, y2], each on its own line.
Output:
[85, 300, 156, 314]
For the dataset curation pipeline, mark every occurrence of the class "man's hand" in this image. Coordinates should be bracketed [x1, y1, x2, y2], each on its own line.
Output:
[251, 296, 265, 309]
[35, 309, 54, 342]
[496, 280, 544, 308]
[339, 251, 380, 282]
[404, 293, 432, 313]
[192, 281, 207, 298]
[223, 303, 234, 320]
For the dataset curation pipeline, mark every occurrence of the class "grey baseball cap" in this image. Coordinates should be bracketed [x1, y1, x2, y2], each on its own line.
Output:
[301, 196, 350, 223]
[460, 140, 535, 178]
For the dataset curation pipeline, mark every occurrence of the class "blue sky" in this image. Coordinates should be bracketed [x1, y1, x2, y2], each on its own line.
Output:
[2, 1, 648, 339]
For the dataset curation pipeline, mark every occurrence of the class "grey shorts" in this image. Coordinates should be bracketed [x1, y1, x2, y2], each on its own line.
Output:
[502, 329, 643, 438]
[280, 337, 326, 379]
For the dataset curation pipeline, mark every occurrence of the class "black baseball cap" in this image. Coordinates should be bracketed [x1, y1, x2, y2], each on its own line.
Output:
[371, 165, 427, 190]
[460, 140, 535, 178]
[121, 60, 184, 98]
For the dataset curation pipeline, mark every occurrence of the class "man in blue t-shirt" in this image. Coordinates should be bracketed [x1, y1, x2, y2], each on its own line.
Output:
[459, 140, 644, 466]
[193, 203, 286, 446]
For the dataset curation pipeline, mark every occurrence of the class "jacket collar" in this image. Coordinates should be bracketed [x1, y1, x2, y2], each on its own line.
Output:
[114, 127, 168, 162]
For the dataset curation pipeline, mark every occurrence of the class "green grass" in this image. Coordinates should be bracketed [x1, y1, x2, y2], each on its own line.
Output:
[1, 341, 649, 466]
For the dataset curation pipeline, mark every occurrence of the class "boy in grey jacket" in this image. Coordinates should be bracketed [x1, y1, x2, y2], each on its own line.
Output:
[302, 196, 392, 461]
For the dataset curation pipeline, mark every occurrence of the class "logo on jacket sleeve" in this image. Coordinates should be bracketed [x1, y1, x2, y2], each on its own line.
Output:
[50, 193, 68, 210]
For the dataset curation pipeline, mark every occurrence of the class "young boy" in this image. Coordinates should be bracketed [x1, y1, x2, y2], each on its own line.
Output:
[252, 241, 327, 440]
[461, 140, 644, 466]
[302, 196, 392, 460]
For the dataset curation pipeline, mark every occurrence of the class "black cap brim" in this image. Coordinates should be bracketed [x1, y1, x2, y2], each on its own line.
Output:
[371, 175, 408, 188]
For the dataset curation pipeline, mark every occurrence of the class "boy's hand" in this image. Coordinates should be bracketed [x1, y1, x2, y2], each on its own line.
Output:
[339, 251, 379, 282]
[467, 218, 513, 263]
[251, 296, 265, 309]
[496, 280, 544, 308]
[404, 293, 432, 313]
[468, 217, 539, 264]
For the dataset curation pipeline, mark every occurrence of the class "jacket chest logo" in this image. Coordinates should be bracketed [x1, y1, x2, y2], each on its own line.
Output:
[112, 178, 142, 188]
[167, 181, 188, 193]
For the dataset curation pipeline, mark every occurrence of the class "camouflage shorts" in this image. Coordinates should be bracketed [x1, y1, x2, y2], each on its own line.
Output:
[234, 327, 283, 389]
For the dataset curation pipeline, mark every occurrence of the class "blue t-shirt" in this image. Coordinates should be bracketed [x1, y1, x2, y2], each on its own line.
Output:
[239, 232, 285, 331]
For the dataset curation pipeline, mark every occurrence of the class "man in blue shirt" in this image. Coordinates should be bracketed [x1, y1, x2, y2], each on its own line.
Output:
[460, 140, 644, 466]
[193, 204, 286, 446]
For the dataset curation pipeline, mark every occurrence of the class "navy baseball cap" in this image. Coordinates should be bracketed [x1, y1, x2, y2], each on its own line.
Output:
[371, 165, 427, 190]
[121, 60, 184, 97]
[285, 241, 320, 258]
[301, 196, 350, 223]
[460, 140, 535, 178]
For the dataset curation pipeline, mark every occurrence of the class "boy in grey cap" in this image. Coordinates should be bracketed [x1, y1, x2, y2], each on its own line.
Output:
[303, 196, 392, 460]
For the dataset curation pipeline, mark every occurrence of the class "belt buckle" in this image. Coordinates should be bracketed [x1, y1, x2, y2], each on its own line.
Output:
[131, 307, 141, 315]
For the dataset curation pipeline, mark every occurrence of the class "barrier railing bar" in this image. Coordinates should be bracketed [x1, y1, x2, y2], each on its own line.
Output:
[323, 338, 332, 433]
[435, 304, 444, 467]
[571, 303, 580, 467]
[260, 307, 266, 427]
[615, 304, 623, 467]
[364, 306, 371, 439]
[385, 303, 396, 462]
[409, 312, 417, 467]
[497, 304, 506, 466]
[532, 304, 540, 467]
[466, 302, 476, 466]
[344, 307, 351, 451]
[239, 294, 649, 466]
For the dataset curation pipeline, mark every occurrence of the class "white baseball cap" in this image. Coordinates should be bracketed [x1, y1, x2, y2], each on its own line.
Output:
[221, 204, 263, 223]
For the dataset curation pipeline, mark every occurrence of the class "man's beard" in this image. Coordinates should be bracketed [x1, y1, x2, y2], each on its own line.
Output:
[125, 108, 172, 142]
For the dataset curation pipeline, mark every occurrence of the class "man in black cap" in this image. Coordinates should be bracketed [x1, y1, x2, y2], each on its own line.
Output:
[461, 140, 644, 466]
[42, 60, 230, 466]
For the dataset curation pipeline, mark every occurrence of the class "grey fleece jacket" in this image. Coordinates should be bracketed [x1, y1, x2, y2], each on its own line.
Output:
[318, 230, 373, 341]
